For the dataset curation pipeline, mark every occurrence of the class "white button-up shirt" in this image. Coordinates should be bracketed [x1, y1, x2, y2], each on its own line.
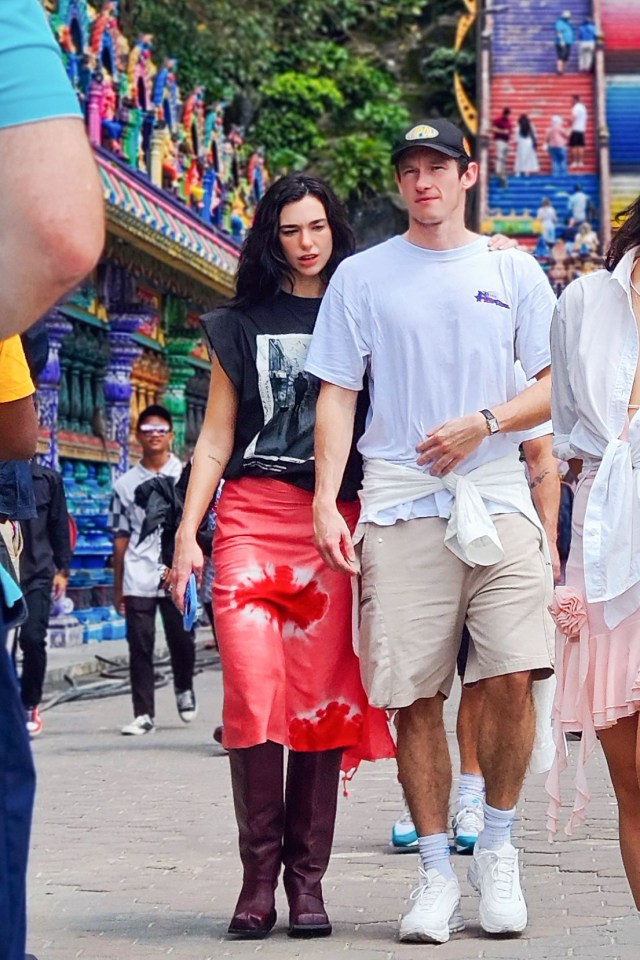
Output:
[551, 247, 640, 627]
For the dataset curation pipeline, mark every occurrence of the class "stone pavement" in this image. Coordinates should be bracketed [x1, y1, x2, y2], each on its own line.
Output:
[27, 659, 637, 960]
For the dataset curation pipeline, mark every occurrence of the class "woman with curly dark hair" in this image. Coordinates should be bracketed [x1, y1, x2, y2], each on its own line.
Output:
[168, 174, 394, 941]
[548, 195, 640, 910]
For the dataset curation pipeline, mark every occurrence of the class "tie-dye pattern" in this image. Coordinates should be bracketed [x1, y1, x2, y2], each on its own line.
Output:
[212, 478, 394, 772]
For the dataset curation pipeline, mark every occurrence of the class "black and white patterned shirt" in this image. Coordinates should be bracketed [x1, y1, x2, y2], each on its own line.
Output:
[109, 454, 182, 597]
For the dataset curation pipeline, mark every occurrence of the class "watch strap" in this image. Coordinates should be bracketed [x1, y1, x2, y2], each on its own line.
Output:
[479, 408, 499, 433]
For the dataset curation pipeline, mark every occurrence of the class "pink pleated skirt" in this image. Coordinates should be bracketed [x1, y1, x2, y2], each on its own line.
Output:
[546, 472, 640, 836]
[212, 478, 395, 774]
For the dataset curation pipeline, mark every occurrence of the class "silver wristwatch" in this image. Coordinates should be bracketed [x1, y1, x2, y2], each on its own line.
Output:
[480, 408, 500, 435]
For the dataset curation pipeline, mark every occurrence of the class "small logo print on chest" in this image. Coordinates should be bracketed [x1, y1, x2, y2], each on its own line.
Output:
[475, 290, 510, 309]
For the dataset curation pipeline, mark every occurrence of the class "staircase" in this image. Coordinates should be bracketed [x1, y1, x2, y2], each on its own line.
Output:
[611, 174, 640, 221]
[491, 74, 596, 175]
[483, 1, 599, 237]
[489, 173, 600, 225]
[601, 0, 640, 73]
[606, 76, 640, 168]
[492, 0, 593, 75]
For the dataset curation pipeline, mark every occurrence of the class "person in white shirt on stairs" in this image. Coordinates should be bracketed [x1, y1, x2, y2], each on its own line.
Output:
[569, 93, 588, 168]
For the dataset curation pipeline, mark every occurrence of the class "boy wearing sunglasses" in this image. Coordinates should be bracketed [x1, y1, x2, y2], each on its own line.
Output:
[110, 405, 197, 735]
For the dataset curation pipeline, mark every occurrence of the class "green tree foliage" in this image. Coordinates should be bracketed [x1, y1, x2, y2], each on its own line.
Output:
[120, 0, 474, 204]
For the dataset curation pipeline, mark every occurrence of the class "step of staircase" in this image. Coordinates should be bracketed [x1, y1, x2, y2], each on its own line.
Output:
[489, 173, 600, 226]
[610, 173, 640, 222]
[606, 77, 640, 169]
[601, 0, 640, 60]
[492, 0, 593, 75]
[490, 75, 596, 175]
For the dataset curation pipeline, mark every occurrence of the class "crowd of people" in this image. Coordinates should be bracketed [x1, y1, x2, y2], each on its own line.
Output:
[535, 184, 599, 255]
[492, 94, 589, 187]
[3, 2, 640, 960]
[166, 114, 639, 945]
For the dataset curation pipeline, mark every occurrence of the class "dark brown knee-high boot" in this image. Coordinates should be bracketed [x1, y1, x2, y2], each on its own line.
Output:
[282, 748, 342, 938]
[227, 741, 284, 938]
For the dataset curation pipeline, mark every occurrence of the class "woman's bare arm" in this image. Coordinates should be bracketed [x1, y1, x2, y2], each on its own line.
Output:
[168, 356, 238, 609]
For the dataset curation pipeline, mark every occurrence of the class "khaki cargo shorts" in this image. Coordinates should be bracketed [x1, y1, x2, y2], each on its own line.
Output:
[356, 513, 554, 709]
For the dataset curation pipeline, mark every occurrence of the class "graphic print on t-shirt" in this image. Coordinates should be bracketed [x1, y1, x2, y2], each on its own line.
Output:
[244, 333, 320, 470]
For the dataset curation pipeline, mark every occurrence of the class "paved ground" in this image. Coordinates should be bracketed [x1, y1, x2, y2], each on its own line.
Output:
[27, 648, 638, 960]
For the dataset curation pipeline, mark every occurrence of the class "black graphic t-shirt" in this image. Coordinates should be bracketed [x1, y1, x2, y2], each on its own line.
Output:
[201, 292, 367, 501]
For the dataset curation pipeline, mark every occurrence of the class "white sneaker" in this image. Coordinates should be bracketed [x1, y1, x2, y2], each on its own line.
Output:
[176, 689, 198, 723]
[468, 842, 527, 934]
[121, 714, 155, 736]
[391, 802, 419, 849]
[398, 867, 464, 943]
[452, 797, 484, 853]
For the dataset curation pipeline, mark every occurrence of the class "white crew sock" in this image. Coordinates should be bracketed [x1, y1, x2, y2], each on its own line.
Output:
[457, 772, 485, 807]
[418, 833, 456, 881]
[476, 803, 516, 851]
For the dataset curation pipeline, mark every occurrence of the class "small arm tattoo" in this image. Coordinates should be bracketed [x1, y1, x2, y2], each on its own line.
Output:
[207, 454, 223, 467]
[529, 469, 550, 490]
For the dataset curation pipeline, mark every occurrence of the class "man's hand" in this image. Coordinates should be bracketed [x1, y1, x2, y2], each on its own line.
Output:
[313, 499, 357, 575]
[52, 571, 69, 600]
[416, 412, 488, 475]
[113, 588, 125, 617]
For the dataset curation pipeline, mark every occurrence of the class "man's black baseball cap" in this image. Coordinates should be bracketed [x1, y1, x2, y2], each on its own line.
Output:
[391, 119, 471, 165]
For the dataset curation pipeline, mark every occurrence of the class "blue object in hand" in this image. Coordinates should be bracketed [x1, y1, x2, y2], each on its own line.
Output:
[183, 572, 198, 631]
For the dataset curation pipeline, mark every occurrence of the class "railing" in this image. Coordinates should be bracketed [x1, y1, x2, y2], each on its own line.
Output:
[593, 0, 612, 248]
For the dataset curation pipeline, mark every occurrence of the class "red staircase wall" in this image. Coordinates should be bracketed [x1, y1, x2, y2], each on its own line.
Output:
[601, 0, 640, 50]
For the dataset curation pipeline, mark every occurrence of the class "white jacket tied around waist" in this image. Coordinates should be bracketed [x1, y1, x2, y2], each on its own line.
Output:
[355, 450, 550, 566]
[352, 450, 555, 776]
[578, 425, 640, 629]
[550, 254, 640, 629]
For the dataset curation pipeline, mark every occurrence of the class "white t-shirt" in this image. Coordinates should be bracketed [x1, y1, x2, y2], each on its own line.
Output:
[568, 191, 589, 221]
[513, 361, 552, 444]
[571, 101, 588, 133]
[305, 236, 555, 523]
[110, 454, 183, 597]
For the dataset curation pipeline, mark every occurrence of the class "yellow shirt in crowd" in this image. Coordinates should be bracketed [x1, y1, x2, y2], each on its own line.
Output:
[0, 335, 35, 402]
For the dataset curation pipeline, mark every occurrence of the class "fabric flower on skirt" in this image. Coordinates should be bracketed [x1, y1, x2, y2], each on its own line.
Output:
[548, 586, 588, 641]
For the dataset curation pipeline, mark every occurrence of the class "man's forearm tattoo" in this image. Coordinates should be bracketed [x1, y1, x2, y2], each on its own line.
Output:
[529, 469, 550, 490]
[207, 454, 223, 467]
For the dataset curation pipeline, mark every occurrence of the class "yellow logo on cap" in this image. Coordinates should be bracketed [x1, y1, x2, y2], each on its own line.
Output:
[405, 124, 439, 141]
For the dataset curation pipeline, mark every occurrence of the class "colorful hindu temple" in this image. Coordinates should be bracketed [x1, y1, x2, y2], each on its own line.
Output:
[38, 1, 266, 640]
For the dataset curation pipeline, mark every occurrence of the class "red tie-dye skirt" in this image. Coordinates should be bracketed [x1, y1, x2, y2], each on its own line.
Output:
[212, 477, 395, 772]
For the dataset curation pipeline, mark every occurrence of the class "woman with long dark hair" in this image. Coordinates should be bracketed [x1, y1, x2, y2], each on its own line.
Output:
[515, 113, 539, 176]
[167, 174, 394, 940]
[548, 195, 640, 909]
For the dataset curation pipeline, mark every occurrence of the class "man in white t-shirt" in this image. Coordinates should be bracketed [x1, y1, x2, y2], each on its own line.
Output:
[305, 119, 556, 944]
[569, 93, 588, 168]
[110, 405, 197, 736]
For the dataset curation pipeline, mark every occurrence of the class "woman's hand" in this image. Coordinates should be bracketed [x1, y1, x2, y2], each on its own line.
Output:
[166, 530, 204, 612]
[488, 233, 519, 251]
